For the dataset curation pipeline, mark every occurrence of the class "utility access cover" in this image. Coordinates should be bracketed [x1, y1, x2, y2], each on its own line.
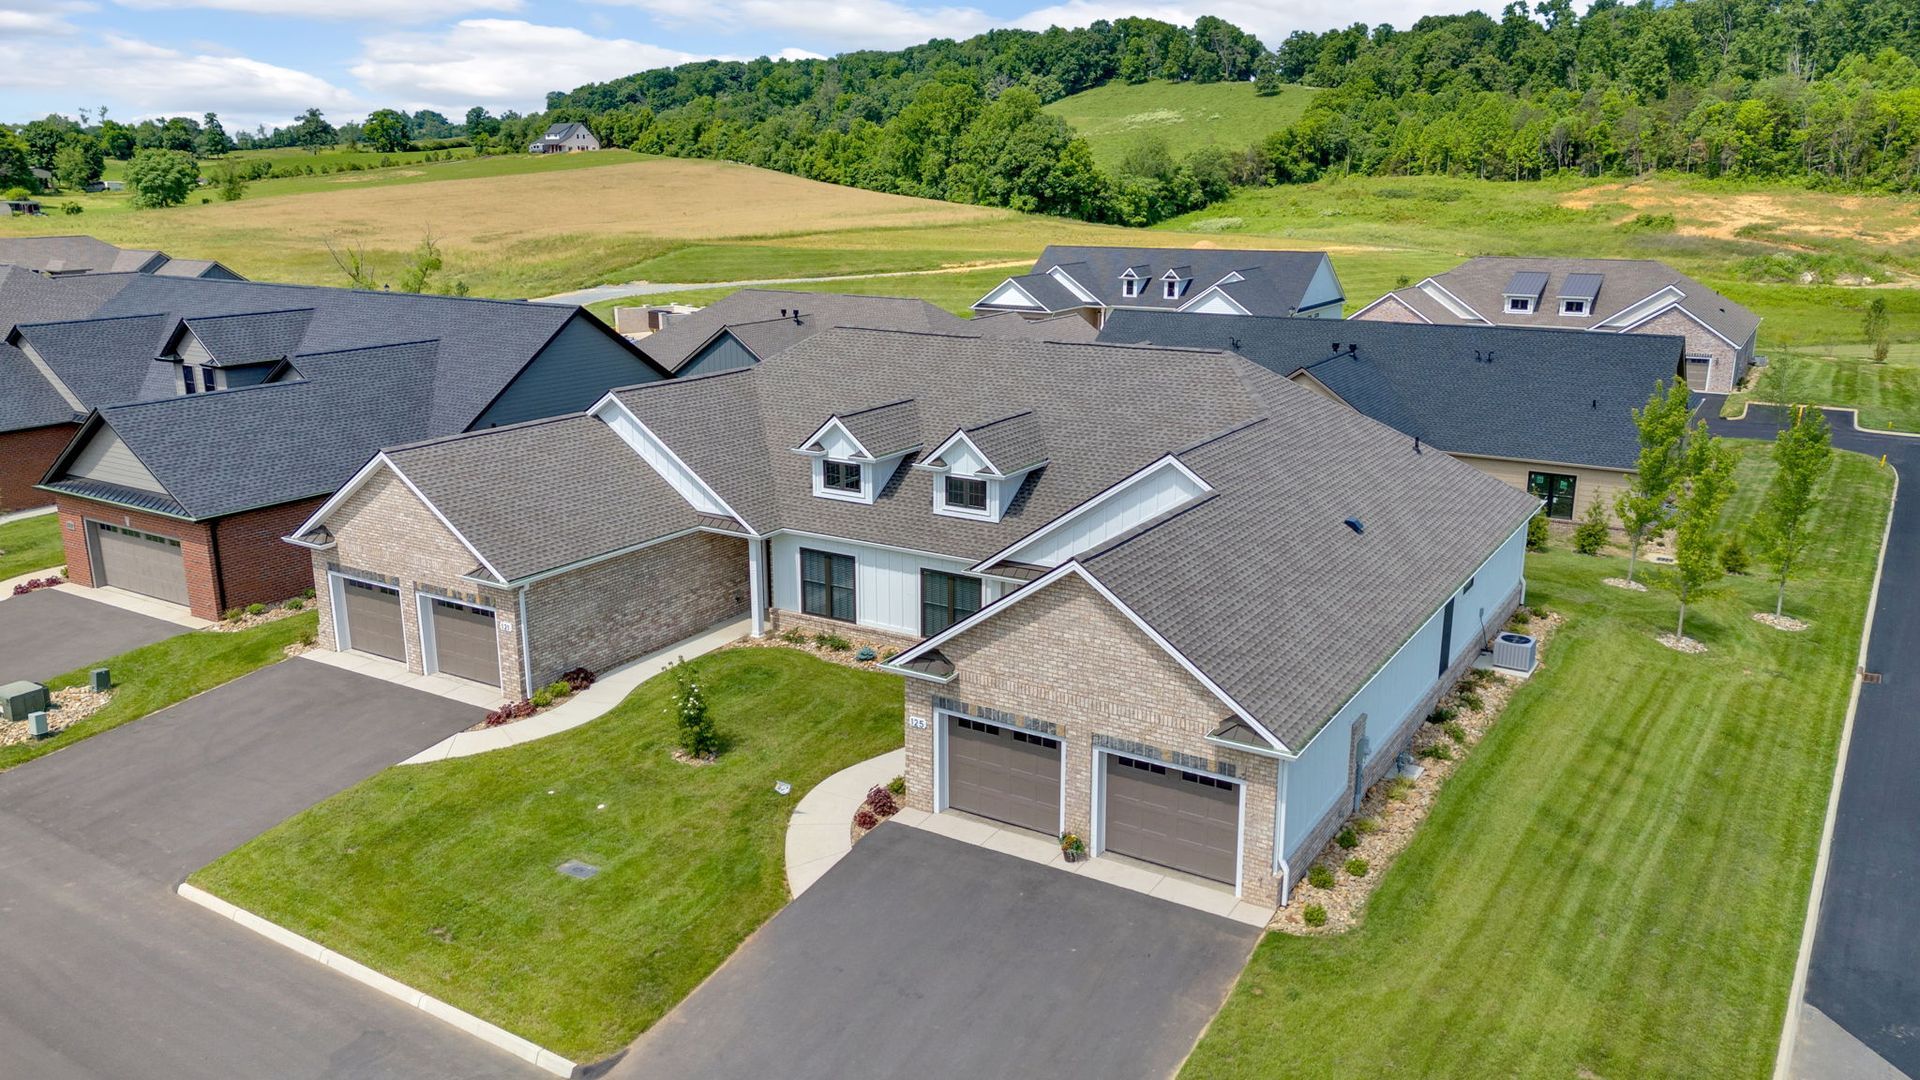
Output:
[557, 859, 600, 879]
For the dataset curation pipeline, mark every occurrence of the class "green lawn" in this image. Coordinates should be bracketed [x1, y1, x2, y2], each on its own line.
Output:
[1044, 80, 1319, 170]
[1723, 345, 1920, 433]
[1184, 443, 1890, 1079]
[191, 647, 904, 1061]
[0, 612, 316, 772]
[0, 514, 63, 581]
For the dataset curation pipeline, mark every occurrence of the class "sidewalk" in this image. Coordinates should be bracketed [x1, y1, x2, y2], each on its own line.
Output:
[785, 749, 905, 897]
[0, 506, 55, 526]
[48, 582, 212, 629]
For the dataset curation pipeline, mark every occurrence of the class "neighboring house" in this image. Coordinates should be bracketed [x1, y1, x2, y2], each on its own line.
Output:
[6, 198, 42, 217]
[18, 275, 665, 619]
[0, 236, 245, 280]
[528, 123, 601, 154]
[635, 289, 1097, 377]
[1353, 257, 1759, 394]
[972, 245, 1345, 327]
[293, 327, 1536, 908]
[1099, 310, 1689, 523]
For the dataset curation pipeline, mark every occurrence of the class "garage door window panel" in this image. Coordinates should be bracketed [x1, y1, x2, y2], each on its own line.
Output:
[800, 548, 855, 622]
[91, 521, 188, 606]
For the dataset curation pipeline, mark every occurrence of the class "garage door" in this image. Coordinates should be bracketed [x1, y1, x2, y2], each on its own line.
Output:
[92, 522, 187, 605]
[945, 715, 1060, 834]
[339, 577, 404, 661]
[427, 598, 499, 686]
[1103, 755, 1239, 885]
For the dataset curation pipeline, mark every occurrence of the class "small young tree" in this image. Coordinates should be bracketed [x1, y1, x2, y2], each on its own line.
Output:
[670, 661, 718, 758]
[1664, 422, 1737, 642]
[1526, 508, 1550, 551]
[1573, 499, 1610, 555]
[213, 164, 249, 202]
[1865, 297, 1891, 364]
[1756, 407, 1832, 617]
[1614, 379, 1691, 583]
[324, 237, 379, 290]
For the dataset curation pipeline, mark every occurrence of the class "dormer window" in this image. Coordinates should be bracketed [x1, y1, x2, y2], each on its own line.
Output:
[1507, 296, 1534, 314]
[944, 476, 988, 512]
[1560, 298, 1588, 316]
[1123, 277, 1141, 298]
[822, 460, 862, 494]
[1164, 280, 1179, 299]
[796, 403, 920, 506]
[183, 366, 198, 394]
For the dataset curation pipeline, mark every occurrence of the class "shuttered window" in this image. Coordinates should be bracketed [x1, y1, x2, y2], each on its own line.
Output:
[801, 548, 856, 622]
[921, 569, 982, 636]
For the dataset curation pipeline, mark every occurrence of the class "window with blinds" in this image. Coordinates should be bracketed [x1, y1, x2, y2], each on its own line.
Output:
[800, 548, 856, 622]
[921, 569, 982, 636]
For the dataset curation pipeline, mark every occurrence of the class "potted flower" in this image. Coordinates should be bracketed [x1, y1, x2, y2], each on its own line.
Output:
[1060, 833, 1087, 863]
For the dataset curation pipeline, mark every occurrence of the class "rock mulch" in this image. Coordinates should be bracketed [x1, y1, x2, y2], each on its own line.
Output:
[0, 685, 113, 748]
[208, 601, 311, 633]
[1753, 611, 1809, 632]
[1602, 577, 1649, 592]
[671, 749, 717, 768]
[727, 632, 898, 673]
[1273, 608, 1565, 935]
[849, 783, 907, 843]
[1656, 632, 1708, 654]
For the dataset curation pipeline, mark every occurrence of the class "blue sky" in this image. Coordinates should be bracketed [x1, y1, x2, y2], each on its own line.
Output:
[1, 0, 1495, 131]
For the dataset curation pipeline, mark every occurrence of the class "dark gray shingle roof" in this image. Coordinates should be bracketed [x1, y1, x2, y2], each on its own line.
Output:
[1097, 310, 1685, 471]
[637, 290, 971, 373]
[182, 308, 314, 366]
[979, 246, 1334, 316]
[833, 399, 923, 459]
[13, 313, 172, 416]
[957, 411, 1047, 475]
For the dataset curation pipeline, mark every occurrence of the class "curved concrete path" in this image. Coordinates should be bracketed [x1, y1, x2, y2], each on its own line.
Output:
[783, 748, 903, 898]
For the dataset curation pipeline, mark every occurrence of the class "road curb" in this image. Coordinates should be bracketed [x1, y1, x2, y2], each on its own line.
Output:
[1772, 459, 1900, 1080]
[176, 882, 581, 1078]
[1725, 399, 1920, 440]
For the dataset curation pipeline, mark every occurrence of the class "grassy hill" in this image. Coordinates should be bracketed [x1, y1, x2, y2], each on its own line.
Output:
[1044, 81, 1318, 169]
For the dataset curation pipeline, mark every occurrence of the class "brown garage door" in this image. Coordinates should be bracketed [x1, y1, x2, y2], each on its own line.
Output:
[339, 577, 404, 661]
[92, 522, 187, 605]
[946, 715, 1060, 834]
[428, 598, 499, 686]
[1104, 755, 1239, 885]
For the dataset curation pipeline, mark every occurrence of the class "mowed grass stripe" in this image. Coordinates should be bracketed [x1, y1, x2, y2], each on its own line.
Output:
[1182, 445, 1887, 1079]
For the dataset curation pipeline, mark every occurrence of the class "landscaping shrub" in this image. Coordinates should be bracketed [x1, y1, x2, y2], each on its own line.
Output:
[1526, 510, 1550, 552]
[887, 775, 907, 796]
[1721, 535, 1751, 575]
[532, 688, 555, 708]
[1385, 777, 1414, 802]
[854, 646, 877, 662]
[779, 628, 807, 645]
[1307, 864, 1335, 889]
[1336, 826, 1359, 849]
[561, 667, 596, 692]
[1574, 501, 1610, 555]
[245, 603, 267, 616]
[1302, 904, 1328, 927]
[1427, 704, 1456, 725]
[297, 627, 317, 647]
[61, 202, 82, 215]
[1353, 816, 1380, 835]
[1444, 720, 1467, 744]
[812, 632, 851, 652]
[1509, 607, 1532, 628]
[302, 586, 316, 600]
[11, 575, 62, 596]
[1419, 742, 1455, 762]
[545, 680, 572, 699]
[1345, 857, 1370, 877]
[284, 598, 304, 611]
[223, 608, 243, 622]
[670, 662, 719, 757]
[1456, 690, 1485, 712]
[864, 785, 899, 817]
[853, 807, 879, 830]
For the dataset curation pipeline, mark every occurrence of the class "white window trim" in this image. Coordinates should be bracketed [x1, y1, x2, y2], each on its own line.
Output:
[934, 474, 995, 521]
[1506, 296, 1534, 313]
[812, 457, 872, 503]
[328, 570, 409, 664]
[1559, 298, 1590, 317]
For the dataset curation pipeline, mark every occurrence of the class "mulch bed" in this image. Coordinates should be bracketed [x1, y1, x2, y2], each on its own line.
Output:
[207, 601, 311, 633]
[1753, 611, 1809, 632]
[1656, 631, 1709, 654]
[0, 685, 113, 748]
[1273, 607, 1565, 935]
[726, 632, 900, 672]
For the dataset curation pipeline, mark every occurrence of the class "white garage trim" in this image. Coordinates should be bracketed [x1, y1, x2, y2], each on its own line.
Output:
[931, 706, 1067, 837]
[328, 570, 406, 662]
[1091, 746, 1246, 897]
[416, 592, 505, 688]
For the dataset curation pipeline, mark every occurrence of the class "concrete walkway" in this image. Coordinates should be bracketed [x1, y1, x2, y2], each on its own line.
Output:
[398, 617, 751, 764]
[301, 649, 505, 711]
[784, 748, 904, 897]
[49, 581, 212, 629]
[0, 565, 63, 598]
[0, 505, 55, 526]
[535, 262, 1027, 307]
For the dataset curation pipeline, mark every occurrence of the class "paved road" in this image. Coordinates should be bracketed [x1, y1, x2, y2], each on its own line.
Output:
[0, 659, 539, 1079]
[536, 261, 1028, 307]
[1710, 406, 1918, 1078]
[0, 589, 183, 683]
[612, 824, 1259, 1080]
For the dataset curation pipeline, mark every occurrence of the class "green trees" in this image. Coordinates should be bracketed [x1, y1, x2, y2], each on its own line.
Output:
[1756, 408, 1833, 618]
[363, 109, 412, 153]
[1865, 297, 1891, 364]
[0, 132, 32, 193]
[1664, 421, 1738, 641]
[292, 108, 336, 154]
[670, 662, 719, 758]
[197, 113, 234, 157]
[1615, 380, 1693, 584]
[123, 149, 199, 208]
[97, 119, 135, 160]
[52, 137, 104, 190]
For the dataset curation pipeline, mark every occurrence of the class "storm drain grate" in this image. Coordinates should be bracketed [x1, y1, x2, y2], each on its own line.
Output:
[557, 859, 600, 879]
[1862, 671, 1885, 685]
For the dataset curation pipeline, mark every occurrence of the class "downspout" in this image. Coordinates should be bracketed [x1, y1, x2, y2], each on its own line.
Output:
[517, 585, 533, 700]
[1274, 759, 1291, 907]
[207, 516, 226, 617]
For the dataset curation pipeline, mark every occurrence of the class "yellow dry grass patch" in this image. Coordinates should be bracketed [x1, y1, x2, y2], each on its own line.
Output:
[204, 157, 1009, 247]
[1562, 180, 1920, 245]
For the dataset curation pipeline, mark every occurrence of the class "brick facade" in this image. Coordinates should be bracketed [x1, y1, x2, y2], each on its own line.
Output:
[903, 574, 1285, 907]
[0, 423, 76, 512]
[1632, 307, 1747, 393]
[1351, 295, 1428, 325]
[523, 531, 749, 690]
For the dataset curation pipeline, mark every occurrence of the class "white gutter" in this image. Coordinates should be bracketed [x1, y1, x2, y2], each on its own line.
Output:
[517, 586, 534, 700]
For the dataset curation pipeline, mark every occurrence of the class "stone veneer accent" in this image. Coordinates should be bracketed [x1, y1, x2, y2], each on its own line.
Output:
[0, 423, 77, 512]
[903, 574, 1284, 907]
[58, 492, 323, 620]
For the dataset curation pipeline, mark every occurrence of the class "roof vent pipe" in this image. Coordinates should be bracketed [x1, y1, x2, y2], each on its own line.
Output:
[1344, 517, 1365, 535]
[1413, 436, 1421, 454]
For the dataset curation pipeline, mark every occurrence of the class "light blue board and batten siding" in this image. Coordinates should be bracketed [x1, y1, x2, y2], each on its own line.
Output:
[1298, 256, 1345, 317]
[676, 331, 761, 378]
[769, 533, 1007, 638]
[472, 314, 662, 430]
[1279, 521, 1527, 866]
[1002, 461, 1206, 568]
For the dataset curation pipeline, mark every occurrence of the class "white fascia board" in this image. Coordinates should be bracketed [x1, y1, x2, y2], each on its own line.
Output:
[888, 561, 1289, 754]
[1610, 299, 1743, 350]
[1046, 266, 1098, 304]
[590, 394, 756, 534]
[917, 428, 1001, 476]
[973, 278, 1043, 311]
[1419, 279, 1488, 322]
[290, 452, 394, 541]
[1177, 285, 1252, 316]
[793, 415, 871, 458]
[384, 461, 511, 586]
[970, 454, 1211, 573]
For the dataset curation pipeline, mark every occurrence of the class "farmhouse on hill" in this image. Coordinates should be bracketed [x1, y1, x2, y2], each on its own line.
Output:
[973, 245, 1345, 328]
[8, 274, 664, 620]
[291, 327, 1535, 908]
[528, 122, 601, 154]
[1352, 256, 1759, 394]
[1098, 309, 1690, 523]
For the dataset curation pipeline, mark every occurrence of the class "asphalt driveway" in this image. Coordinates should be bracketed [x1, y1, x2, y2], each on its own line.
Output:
[0, 589, 183, 683]
[1711, 406, 1919, 1078]
[613, 824, 1260, 1080]
[0, 659, 540, 1079]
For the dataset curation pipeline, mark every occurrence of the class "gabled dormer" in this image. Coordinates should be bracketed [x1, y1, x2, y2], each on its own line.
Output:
[159, 308, 314, 395]
[1161, 266, 1193, 300]
[1119, 264, 1150, 299]
[1501, 270, 1548, 315]
[916, 410, 1047, 523]
[792, 398, 922, 505]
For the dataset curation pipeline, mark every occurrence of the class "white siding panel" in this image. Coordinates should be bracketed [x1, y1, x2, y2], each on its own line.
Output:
[177, 332, 213, 365]
[770, 533, 996, 637]
[980, 281, 1040, 309]
[1003, 462, 1206, 568]
[1299, 257, 1345, 314]
[818, 425, 863, 459]
[597, 405, 727, 516]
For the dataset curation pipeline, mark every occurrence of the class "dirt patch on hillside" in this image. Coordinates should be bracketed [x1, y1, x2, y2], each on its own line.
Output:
[1562, 182, 1920, 245]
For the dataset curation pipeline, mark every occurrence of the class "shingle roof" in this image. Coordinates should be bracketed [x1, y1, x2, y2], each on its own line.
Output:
[957, 411, 1047, 475]
[1370, 257, 1760, 346]
[180, 308, 314, 366]
[962, 311, 1100, 343]
[1097, 310, 1686, 471]
[0, 267, 140, 431]
[383, 414, 711, 582]
[976, 246, 1335, 316]
[13, 313, 172, 416]
[0, 236, 235, 278]
[637, 290, 972, 373]
[833, 399, 923, 459]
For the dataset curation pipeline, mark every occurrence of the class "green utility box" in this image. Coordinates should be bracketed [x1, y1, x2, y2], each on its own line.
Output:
[1, 680, 49, 722]
[29, 711, 48, 738]
[91, 668, 111, 692]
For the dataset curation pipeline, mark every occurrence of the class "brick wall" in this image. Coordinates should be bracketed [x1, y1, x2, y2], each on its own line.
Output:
[1350, 295, 1428, 325]
[212, 496, 326, 612]
[524, 532, 748, 689]
[904, 574, 1285, 907]
[55, 495, 223, 619]
[1631, 308, 1737, 392]
[0, 423, 76, 512]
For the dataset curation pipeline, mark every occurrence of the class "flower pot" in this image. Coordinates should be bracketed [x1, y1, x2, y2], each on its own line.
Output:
[1061, 848, 1086, 864]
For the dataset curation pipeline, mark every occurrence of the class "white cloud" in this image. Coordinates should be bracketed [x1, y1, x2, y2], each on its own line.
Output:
[1012, 0, 1500, 46]
[351, 19, 708, 111]
[593, 0, 995, 49]
[114, 0, 520, 23]
[0, 0, 91, 35]
[0, 32, 357, 126]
